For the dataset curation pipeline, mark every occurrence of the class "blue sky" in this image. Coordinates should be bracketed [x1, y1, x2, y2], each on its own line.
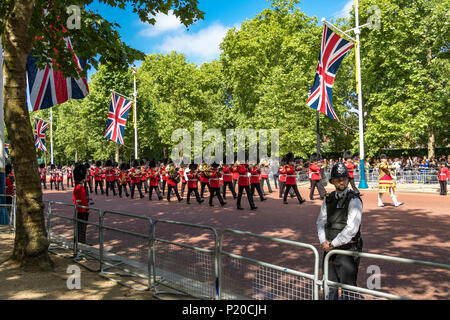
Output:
[86, 0, 354, 71]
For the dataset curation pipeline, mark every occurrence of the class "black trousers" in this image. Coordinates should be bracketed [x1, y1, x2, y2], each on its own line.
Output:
[284, 184, 304, 203]
[141, 180, 148, 193]
[161, 180, 167, 195]
[67, 176, 73, 188]
[440, 181, 448, 195]
[200, 182, 210, 198]
[237, 185, 256, 209]
[260, 177, 273, 193]
[118, 183, 129, 197]
[222, 181, 236, 199]
[41, 179, 47, 189]
[273, 174, 280, 189]
[310, 180, 326, 199]
[50, 180, 57, 190]
[349, 178, 359, 194]
[322, 246, 362, 300]
[130, 182, 144, 199]
[181, 182, 187, 197]
[279, 181, 295, 198]
[149, 185, 162, 200]
[86, 179, 93, 193]
[76, 211, 89, 244]
[167, 184, 182, 201]
[95, 180, 104, 195]
[209, 187, 225, 206]
[251, 182, 265, 201]
[57, 180, 65, 190]
[187, 187, 202, 203]
[105, 180, 116, 196]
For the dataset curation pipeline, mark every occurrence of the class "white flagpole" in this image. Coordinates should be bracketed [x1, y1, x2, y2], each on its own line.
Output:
[132, 67, 138, 160]
[50, 108, 54, 164]
[354, 0, 368, 188]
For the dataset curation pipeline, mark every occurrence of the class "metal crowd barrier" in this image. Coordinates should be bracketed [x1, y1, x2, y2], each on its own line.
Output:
[151, 219, 219, 300]
[73, 205, 102, 272]
[0, 194, 16, 231]
[218, 229, 320, 300]
[323, 250, 450, 300]
[100, 210, 153, 291]
[47, 202, 77, 255]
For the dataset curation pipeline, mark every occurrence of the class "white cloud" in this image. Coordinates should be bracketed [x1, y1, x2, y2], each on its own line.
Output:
[157, 23, 231, 63]
[139, 10, 184, 37]
[333, 0, 354, 19]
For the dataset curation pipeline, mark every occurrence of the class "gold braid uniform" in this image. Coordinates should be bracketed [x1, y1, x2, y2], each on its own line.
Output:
[378, 162, 396, 194]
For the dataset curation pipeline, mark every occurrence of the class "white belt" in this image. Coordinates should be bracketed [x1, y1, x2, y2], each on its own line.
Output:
[189, 179, 198, 182]
[287, 175, 296, 177]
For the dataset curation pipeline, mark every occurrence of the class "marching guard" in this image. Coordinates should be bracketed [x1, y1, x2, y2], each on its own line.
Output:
[186, 163, 204, 204]
[166, 163, 183, 202]
[309, 153, 326, 200]
[208, 163, 226, 207]
[249, 163, 266, 202]
[438, 160, 449, 196]
[73, 164, 89, 244]
[94, 161, 104, 195]
[221, 163, 237, 200]
[378, 154, 403, 207]
[343, 151, 360, 195]
[56, 165, 65, 191]
[39, 163, 47, 189]
[283, 153, 305, 205]
[66, 164, 74, 188]
[148, 160, 163, 200]
[130, 160, 144, 199]
[236, 163, 257, 210]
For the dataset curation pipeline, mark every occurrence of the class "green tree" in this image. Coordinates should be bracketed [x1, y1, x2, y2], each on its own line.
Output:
[0, 0, 203, 269]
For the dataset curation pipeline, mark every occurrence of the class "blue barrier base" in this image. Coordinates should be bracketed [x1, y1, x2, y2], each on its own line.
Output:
[358, 159, 369, 189]
[0, 207, 9, 225]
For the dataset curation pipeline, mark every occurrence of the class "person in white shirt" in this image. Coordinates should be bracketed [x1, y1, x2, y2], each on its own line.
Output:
[317, 162, 363, 300]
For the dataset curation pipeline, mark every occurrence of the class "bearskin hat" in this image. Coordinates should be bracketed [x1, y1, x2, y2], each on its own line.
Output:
[285, 152, 295, 163]
[73, 164, 86, 183]
[96, 160, 102, 167]
[344, 150, 353, 160]
[5, 164, 12, 175]
[39, 163, 45, 169]
[310, 153, 319, 163]
[211, 162, 219, 168]
[189, 163, 197, 171]
[149, 160, 156, 169]
[84, 162, 90, 169]
[105, 159, 113, 167]
[132, 159, 140, 168]
[380, 154, 387, 160]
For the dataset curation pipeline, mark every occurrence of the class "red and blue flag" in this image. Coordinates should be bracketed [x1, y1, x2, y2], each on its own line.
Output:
[307, 24, 354, 120]
[34, 118, 50, 152]
[104, 92, 133, 145]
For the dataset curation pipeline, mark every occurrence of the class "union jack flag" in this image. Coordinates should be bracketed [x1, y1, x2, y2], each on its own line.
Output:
[34, 118, 51, 152]
[104, 92, 133, 145]
[26, 37, 89, 111]
[307, 24, 354, 120]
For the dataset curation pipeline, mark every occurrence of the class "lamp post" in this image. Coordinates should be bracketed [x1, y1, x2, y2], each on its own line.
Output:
[132, 66, 138, 160]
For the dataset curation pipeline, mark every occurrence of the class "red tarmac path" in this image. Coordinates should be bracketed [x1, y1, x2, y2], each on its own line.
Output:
[42, 183, 450, 300]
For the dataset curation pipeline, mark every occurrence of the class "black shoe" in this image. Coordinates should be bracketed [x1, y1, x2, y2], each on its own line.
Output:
[237, 207, 244, 210]
[159, 197, 163, 200]
[251, 206, 257, 210]
[149, 198, 152, 201]
[187, 202, 191, 204]
[140, 195, 144, 199]
[299, 199, 306, 204]
[310, 198, 314, 201]
[126, 193, 129, 197]
[283, 200, 288, 204]
[198, 199, 204, 204]
[210, 204, 214, 207]
[179, 198, 184, 202]
[261, 198, 267, 201]
[221, 202, 226, 207]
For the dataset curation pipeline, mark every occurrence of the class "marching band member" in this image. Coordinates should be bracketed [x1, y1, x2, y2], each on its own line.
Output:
[344, 151, 360, 195]
[166, 163, 183, 202]
[49, 164, 57, 190]
[130, 160, 144, 199]
[39, 163, 47, 189]
[208, 163, 226, 207]
[186, 163, 204, 204]
[309, 153, 326, 200]
[118, 163, 130, 198]
[104, 160, 117, 197]
[140, 160, 149, 194]
[259, 159, 273, 194]
[179, 163, 188, 198]
[200, 163, 211, 199]
[94, 161, 104, 195]
[250, 163, 266, 202]
[222, 163, 237, 200]
[236, 163, 257, 210]
[283, 153, 306, 205]
[148, 160, 163, 200]
[378, 154, 403, 207]
[66, 163, 73, 188]
[56, 165, 65, 191]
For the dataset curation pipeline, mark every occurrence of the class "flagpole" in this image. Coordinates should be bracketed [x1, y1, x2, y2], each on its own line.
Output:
[354, 0, 368, 189]
[50, 109, 54, 164]
[0, 36, 9, 225]
[132, 67, 138, 160]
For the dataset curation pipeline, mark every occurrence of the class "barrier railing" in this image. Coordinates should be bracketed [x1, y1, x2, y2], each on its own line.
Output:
[218, 229, 320, 300]
[73, 205, 102, 272]
[151, 219, 219, 300]
[47, 202, 77, 255]
[100, 210, 153, 291]
[323, 250, 450, 300]
[0, 194, 16, 231]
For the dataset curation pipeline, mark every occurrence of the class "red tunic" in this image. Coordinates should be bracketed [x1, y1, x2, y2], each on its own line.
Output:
[438, 167, 449, 181]
[40, 168, 47, 180]
[180, 170, 186, 184]
[187, 172, 199, 189]
[94, 168, 103, 182]
[285, 165, 298, 185]
[222, 165, 233, 182]
[200, 172, 209, 184]
[344, 161, 356, 179]
[279, 167, 287, 183]
[50, 170, 57, 181]
[130, 168, 141, 183]
[309, 164, 322, 181]
[67, 168, 72, 178]
[105, 168, 114, 182]
[149, 170, 159, 187]
[209, 171, 221, 188]
[237, 165, 250, 187]
[73, 183, 88, 213]
[140, 166, 147, 181]
[56, 171, 63, 182]
[249, 168, 260, 184]
[232, 166, 239, 181]
[162, 167, 168, 181]
[6, 176, 14, 196]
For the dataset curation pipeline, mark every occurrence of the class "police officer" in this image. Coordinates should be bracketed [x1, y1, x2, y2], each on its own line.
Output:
[316, 162, 363, 300]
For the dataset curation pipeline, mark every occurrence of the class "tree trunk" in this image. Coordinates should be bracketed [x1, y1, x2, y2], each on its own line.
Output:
[3, 0, 53, 270]
[75, 148, 78, 163]
[427, 129, 435, 159]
